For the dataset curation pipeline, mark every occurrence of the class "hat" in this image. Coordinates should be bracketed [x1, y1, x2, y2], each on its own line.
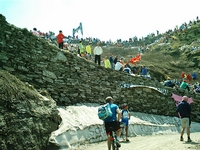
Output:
[123, 103, 128, 108]
[59, 30, 62, 32]
[106, 96, 113, 103]
[183, 80, 186, 82]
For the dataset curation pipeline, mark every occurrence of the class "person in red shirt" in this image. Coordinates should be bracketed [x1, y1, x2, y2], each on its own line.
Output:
[186, 73, 192, 84]
[56, 30, 65, 49]
[181, 71, 185, 79]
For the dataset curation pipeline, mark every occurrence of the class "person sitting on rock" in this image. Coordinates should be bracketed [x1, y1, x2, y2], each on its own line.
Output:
[115, 60, 123, 71]
[32, 28, 40, 37]
[191, 72, 197, 80]
[164, 77, 175, 88]
[180, 80, 190, 91]
[123, 64, 131, 74]
[192, 84, 200, 94]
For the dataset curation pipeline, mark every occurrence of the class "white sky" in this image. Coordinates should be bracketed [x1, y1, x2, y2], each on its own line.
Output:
[0, 0, 199, 41]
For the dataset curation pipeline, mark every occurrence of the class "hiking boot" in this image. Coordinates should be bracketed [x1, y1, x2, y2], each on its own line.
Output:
[180, 137, 183, 141]
[188, 138, 192, 142]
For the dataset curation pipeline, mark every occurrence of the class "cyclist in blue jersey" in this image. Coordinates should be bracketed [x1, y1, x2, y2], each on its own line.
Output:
[104, 96, 122, 150]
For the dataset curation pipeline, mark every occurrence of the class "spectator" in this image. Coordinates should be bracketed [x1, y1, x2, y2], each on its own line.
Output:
[32, 28, 39, 37]
[104, 56, 111, 68]
[114, 56, 118, 65]
[192, 84, 200, 94]
[79, 41, 85, 57]
[121, 103, 130, 142]
[141, 65, 148, 77]
[93, 42, 103, 65]
[115, 61, 123, 71]
[123, 64, 131, 74]
[132, 64, 139, 75]
[180, 80, 190, 91]
[86, 42, 92, 60]
[164, 77, 175, 88]
[181, 71, 185, 80]
[69, 44, 76, 53]
[56, 30, 65, 49]
[186, 73, 192, 84]
[109, 53, 115, 69]
[191, 72, 197, 79]
[176, 96, 192, 142]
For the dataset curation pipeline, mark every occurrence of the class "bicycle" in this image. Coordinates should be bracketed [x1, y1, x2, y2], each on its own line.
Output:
[109, 127, 121, 150]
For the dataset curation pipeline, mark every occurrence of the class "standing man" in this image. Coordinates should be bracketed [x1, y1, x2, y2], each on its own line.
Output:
[104, 96, 121, 150]
[79, 41, 85, 57]
[176, 96, 192, 142]
[109, 53, 115, 69]
[86, 41, 92, 60]
[93, 42, 103, 65]
[56, 30, 65, 49]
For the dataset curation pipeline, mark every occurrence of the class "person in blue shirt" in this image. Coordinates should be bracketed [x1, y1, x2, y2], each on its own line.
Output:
[121, 103, 130, 142]
[176, 96, 192, 142]
[123, 64, 131, 74]
[191, 72, 197, 79]
[104, 96, 122, 150]
[141, 65, 148, 77]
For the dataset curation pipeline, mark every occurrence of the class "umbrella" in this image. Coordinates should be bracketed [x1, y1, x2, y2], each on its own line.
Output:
[171, 93, 193, 106]
[171, 93, 194, 118]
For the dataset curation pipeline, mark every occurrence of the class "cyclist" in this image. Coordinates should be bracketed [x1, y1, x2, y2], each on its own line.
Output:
[104, 96, 122, 150]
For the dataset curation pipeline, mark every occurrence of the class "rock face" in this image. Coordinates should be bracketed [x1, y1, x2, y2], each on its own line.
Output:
[0, 14, 200, 149]
[0, 70, 59, 150]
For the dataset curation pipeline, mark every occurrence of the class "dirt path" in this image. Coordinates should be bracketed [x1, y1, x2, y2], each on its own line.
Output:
[84, 132, 200, 150]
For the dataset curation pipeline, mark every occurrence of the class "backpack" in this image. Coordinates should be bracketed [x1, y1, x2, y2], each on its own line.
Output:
[98, 103, 113, 120]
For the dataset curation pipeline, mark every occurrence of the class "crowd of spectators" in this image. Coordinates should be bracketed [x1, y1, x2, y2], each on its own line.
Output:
[162, 71, 200, 95]
[30, 16, 200, 95]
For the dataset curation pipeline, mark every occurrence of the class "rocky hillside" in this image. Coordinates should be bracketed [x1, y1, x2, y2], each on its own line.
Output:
[0, 70, 59, 150]
[0, 14, 200, 150]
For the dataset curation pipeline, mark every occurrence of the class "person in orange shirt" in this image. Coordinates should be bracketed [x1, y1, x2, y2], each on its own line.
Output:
[56, 30, 65, 49]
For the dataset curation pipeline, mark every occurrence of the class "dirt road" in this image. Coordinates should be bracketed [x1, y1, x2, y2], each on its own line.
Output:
[84, 132, 200, 150]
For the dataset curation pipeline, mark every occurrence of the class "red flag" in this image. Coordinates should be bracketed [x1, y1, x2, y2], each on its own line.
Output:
[129, 54, 141, 64]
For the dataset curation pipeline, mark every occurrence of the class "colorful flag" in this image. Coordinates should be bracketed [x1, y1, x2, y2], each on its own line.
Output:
[129, 54, 141, 64]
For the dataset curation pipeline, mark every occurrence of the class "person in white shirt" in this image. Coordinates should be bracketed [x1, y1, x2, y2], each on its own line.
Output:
[93, 42, 103, 65]
[32, 28, 40, 37]
[115, 61, 123, 71]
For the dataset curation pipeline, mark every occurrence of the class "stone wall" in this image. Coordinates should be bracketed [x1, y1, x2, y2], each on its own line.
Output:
[0, 13, 199, 124]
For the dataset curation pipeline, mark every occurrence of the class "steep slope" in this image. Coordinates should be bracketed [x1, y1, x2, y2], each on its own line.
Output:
[0, 70, 59, 150]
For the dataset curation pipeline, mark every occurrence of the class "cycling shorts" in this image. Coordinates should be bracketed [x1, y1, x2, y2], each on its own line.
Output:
[104, 121, 120, 135]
